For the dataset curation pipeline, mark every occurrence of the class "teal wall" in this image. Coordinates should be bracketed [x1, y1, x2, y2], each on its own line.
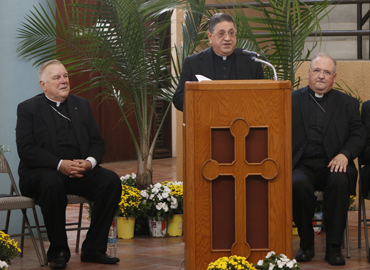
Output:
[0, 0, 53, 234]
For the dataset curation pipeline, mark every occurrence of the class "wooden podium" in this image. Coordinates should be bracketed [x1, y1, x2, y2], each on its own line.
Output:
[183, 80, 292, 269]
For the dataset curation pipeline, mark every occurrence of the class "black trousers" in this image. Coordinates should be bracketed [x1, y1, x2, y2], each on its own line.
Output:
[292, 158, 350, 250]
[20, 166, 121, 261]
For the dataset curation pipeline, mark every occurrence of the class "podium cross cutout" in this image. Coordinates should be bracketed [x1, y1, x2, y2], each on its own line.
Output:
[202, 118, 279, 258]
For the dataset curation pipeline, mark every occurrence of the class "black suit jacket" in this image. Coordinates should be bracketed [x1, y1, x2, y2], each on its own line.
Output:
[16, 94, 104, 186]
[292, 86, 366, 194]
[172, 47, 265, 111]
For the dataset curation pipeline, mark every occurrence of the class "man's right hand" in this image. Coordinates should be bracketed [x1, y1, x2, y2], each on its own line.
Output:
[59, 160, 86, 178]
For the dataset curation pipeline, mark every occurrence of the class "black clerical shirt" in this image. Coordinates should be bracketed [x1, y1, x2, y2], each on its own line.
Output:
[302, 88, 329, 159]
[212, 50, 237, 80]
[47, 97, 80, 160]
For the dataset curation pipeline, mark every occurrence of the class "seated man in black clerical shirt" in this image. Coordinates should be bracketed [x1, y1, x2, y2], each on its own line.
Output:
[291, 53, 366, 266]
[16, 59, 122, 269]
[172, 12, 265, 111]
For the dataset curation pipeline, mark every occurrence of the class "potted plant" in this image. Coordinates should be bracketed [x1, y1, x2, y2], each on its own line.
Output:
[207, 255, 257, 270]
[140, 182, 177, 237]
[116, 184, 142, 239]
[0, 231, 21, 265]
[163, 181, 183, 236]
[256, 251, 300, 270]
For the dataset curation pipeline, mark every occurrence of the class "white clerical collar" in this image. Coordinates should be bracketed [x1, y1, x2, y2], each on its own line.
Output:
[215, 52, 228, 60]
[45, 94, 64, 107]
[315, 93, 324, 98]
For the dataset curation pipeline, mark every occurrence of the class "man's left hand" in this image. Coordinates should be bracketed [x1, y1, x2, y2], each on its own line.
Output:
[328, 154, 348, 173]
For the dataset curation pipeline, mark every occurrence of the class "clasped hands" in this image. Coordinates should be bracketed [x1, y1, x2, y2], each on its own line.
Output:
[59, 159, 92, 178]
[328, 153, 348, 173]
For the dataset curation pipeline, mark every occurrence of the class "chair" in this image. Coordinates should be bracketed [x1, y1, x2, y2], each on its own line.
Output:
[29, 194, 92, 261]
[0, 154, 46, 266]
[64, 195, 91, 253]
[357, 158, 370, 260]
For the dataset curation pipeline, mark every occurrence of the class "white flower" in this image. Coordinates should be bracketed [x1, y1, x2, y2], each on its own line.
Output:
[149, 194, 155, 200]
[277, 260, 285, 268]
[266, 251, 275, 258]
[163, 186, 171, 193]
[170, 197, 178, 209]
[124, 174, 130, 180]
[280, 254, 287, 259]
[0, 261, 8, 268]
[156, 202, 165, 210]
[157, 194, 163, 201]
[292, 259, 297, 264]
[163, 203, 169, 212]
[268, 262, 274, 270]
[257, 260, 263, 266]
[162, 192, 169, 199]
[286, 261, 294, 268]
[152, 187, 159, 194]
[131, 173, 136, 179]
[154, 182, 162, 188]
[140, 190, 149, 199]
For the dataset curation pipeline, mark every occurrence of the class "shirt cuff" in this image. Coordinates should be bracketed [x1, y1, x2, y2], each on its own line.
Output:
[57, 160, 63, 171]
[86, 157, 97, 169]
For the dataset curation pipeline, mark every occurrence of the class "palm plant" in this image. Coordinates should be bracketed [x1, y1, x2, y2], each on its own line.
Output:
[16, 0, 204, 189]
[235, 0, 335, 89]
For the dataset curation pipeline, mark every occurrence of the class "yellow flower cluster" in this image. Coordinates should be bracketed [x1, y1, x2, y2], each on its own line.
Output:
[163, 181, 183, 197]
[207, 255, 257, 270]
[0, 231, 21, 264]
[119, 185, 142, 219]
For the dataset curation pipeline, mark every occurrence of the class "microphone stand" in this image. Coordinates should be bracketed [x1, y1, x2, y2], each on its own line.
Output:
[252, 57, 278, 81]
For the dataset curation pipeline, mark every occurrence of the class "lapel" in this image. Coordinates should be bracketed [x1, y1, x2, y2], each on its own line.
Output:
[322, 89, 338, 136]
[297, 86, 310, 137]
[198, 48, 214, 79]
[66, 96, 82, 148]
[38, 95, 58, 153]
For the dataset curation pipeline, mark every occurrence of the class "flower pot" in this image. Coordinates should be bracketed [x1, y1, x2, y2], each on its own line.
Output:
[168, 214, 183, 236]
[148, 217, 167, 237]
[117, 217, 135, 239]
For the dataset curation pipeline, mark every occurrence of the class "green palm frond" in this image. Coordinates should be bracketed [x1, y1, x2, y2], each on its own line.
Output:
[232, 0, 334, 89]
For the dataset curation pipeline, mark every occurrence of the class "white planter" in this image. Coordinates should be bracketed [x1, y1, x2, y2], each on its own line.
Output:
[148, 217, 167, 237]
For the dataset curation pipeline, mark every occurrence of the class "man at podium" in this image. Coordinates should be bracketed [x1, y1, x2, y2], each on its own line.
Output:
[291, 53, 366, 266]
[172, 13, 264, 111]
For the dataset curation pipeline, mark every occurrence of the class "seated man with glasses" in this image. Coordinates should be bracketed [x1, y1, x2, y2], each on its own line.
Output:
[291, 53, 366, 266]
[172, 12, 264, 111]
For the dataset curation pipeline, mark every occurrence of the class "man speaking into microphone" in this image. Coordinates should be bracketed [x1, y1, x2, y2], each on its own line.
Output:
[172, 13, 265, 111]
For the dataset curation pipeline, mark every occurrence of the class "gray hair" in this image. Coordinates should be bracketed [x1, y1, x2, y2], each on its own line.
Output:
[38, 59, 63, 81]
[208, 13, 236, 34]
[310, 53, 337, 73]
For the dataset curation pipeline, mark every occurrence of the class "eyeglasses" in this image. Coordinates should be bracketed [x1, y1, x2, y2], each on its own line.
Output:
[212, 30, 236, 38]
[311, 68, 334, 77]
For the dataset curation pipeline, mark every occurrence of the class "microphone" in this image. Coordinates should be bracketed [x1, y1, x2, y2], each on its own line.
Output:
[242, 50, 277, 81]
[242, 50, 264, 59]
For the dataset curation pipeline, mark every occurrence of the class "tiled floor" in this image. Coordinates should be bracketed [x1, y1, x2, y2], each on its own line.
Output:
[7, 157, 370, 269]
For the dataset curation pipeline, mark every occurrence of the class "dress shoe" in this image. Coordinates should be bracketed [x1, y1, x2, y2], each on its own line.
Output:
[49, 252, 68, 269]
[81, 250, 120, 264]
[295, 247, 315, 262]
[325, 244, 345, 265]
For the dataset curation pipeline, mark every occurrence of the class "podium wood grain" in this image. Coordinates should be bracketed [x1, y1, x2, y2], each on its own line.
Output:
[183, 80, 292, 269]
